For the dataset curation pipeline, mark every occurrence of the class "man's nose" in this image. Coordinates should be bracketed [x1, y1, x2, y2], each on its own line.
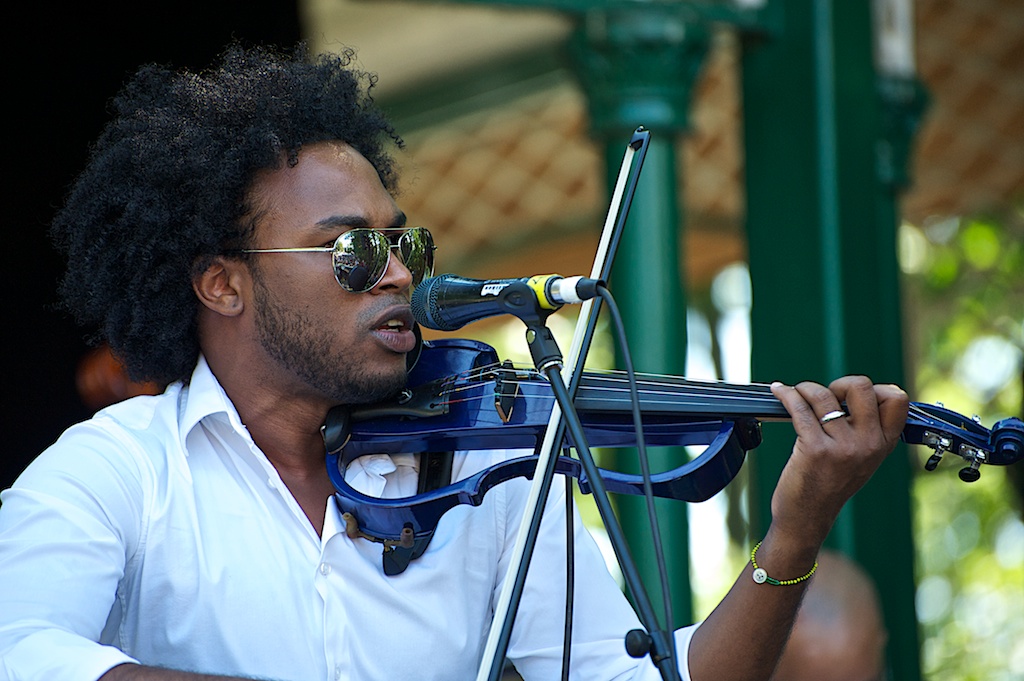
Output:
[373, 246, 414, 293]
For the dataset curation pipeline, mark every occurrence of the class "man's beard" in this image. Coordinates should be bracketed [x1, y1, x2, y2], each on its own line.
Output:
[251, 272, 407, 405]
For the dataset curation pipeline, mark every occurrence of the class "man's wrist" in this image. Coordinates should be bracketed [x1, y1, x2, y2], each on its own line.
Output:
[756, 527, 823, 578]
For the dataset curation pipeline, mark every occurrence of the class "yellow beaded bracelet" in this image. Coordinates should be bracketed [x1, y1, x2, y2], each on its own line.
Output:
[750, 541, 818, 586]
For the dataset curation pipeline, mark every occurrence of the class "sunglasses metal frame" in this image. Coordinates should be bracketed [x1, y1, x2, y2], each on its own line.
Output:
[241, 226, 435, 292]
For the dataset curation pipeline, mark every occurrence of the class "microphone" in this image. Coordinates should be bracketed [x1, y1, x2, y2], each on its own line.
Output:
[411, 273, 603, 331]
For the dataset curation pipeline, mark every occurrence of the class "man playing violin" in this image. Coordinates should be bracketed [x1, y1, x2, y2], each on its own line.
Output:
[0, 44, 908, 681]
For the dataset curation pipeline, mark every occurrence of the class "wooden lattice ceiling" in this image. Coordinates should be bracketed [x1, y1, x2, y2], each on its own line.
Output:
[306, 0, 1023, 287]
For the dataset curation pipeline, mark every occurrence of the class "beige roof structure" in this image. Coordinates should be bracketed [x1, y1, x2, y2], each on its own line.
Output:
[303, 0, 1022, 287]
[907, 0, 1024, 222]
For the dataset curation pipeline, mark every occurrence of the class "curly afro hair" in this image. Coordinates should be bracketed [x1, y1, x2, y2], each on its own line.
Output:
[50, 43, 402, 388]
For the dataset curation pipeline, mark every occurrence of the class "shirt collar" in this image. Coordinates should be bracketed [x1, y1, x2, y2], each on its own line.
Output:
[177, 358, 421, 494]
[178, 355, 247, 449]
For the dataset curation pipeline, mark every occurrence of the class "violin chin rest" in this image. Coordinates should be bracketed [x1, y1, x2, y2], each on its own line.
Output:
[322, 406, 352, 455]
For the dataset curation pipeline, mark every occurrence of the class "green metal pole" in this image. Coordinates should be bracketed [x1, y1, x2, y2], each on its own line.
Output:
[604, 136, 692, 626]
[741, 1, 922, 679]
[567, 7, 709, 628]
[419, 0, 768, 637]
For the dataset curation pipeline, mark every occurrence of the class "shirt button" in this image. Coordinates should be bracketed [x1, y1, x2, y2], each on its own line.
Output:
[266, 477, 276, 489]
[319, 562, 332, 576]
[334, 665, 342, 680]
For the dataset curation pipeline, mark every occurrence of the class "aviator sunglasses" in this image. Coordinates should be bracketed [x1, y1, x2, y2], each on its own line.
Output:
[241, 227, 435, 292]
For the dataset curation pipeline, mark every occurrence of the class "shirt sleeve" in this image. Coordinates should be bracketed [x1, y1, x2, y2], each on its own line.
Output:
[0, 421, 147, 681]
[494, 467, 699, 681]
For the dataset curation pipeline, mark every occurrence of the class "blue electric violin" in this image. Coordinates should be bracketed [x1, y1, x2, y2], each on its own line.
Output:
[323, 336, 1024, 547]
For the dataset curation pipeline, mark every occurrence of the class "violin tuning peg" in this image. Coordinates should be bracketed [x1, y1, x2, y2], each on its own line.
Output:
[924, 452, 943, 471]
[958, 460, 981, 483]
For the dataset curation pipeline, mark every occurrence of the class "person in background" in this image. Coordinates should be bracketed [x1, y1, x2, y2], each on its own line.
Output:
[772, 550, 889, 681]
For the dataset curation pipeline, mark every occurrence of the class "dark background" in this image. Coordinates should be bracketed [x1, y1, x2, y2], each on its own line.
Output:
[3, 2, 301, 490]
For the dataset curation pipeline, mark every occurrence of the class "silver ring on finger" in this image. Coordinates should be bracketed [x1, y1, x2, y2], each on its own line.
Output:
[819, 409, 847, 425]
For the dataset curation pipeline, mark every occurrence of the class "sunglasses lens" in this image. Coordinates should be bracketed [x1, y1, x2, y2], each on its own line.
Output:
[332, 230, 390, 292]
[399, 228, 435, 287]
[331, 228, 435, 292]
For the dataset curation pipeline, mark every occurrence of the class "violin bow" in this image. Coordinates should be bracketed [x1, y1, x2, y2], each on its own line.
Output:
[476, 127, 683, 681]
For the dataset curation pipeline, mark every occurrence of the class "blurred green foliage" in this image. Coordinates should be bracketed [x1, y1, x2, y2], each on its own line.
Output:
[900, 204, 1024, 680]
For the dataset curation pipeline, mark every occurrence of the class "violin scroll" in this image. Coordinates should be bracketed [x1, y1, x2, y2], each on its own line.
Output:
[994, 417, 1024, 462]
[906, 403, 1024, 482]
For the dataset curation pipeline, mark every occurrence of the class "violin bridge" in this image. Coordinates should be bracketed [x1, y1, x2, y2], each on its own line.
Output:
[493, 360, 522, 424]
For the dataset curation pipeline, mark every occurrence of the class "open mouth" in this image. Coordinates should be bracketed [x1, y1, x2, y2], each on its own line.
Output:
[369, 308, 417, 353]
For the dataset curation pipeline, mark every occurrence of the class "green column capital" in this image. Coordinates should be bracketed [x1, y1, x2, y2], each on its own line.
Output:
[567, 8, 710, 136]
[876, 75, 929, 190]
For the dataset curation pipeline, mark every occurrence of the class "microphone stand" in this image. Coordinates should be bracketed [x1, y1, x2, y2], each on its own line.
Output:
[522, 309, 681, 681]
[475, 128, 679, 681]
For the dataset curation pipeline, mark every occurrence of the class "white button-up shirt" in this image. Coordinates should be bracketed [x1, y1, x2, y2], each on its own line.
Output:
[0, 357, 696, 681]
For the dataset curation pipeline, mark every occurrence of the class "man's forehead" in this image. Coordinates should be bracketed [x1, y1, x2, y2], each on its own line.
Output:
[248, 141, 399, 227]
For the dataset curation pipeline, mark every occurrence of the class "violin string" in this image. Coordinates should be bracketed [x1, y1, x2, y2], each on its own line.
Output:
[434, 380, 776, 402]
[433, 394, 490, 407]
[440, 362, 972, 415]
[907, 403, 959, 424]
[437, 379, 775, 398]
[906, 403, 978, 435]
[486, 364, 780, 396]
[430, 388, 959, 430]
[593, 367, 765, 389]
[457, 373, 968, 420]
[583, 377, 780, 403]
[440, 379, 782, 407]
[430, 383, 784, 419]
[441, 367, 781, 402]
[426, 365, 989, 444]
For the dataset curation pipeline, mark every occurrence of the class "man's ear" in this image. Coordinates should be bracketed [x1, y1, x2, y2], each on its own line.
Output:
[193, 256, 247, 317]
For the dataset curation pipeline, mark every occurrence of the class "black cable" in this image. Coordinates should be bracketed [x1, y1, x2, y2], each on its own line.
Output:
[479, 130, 663, 680]
[561, 468, 574, 680]
[597, 286, 677, 643]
